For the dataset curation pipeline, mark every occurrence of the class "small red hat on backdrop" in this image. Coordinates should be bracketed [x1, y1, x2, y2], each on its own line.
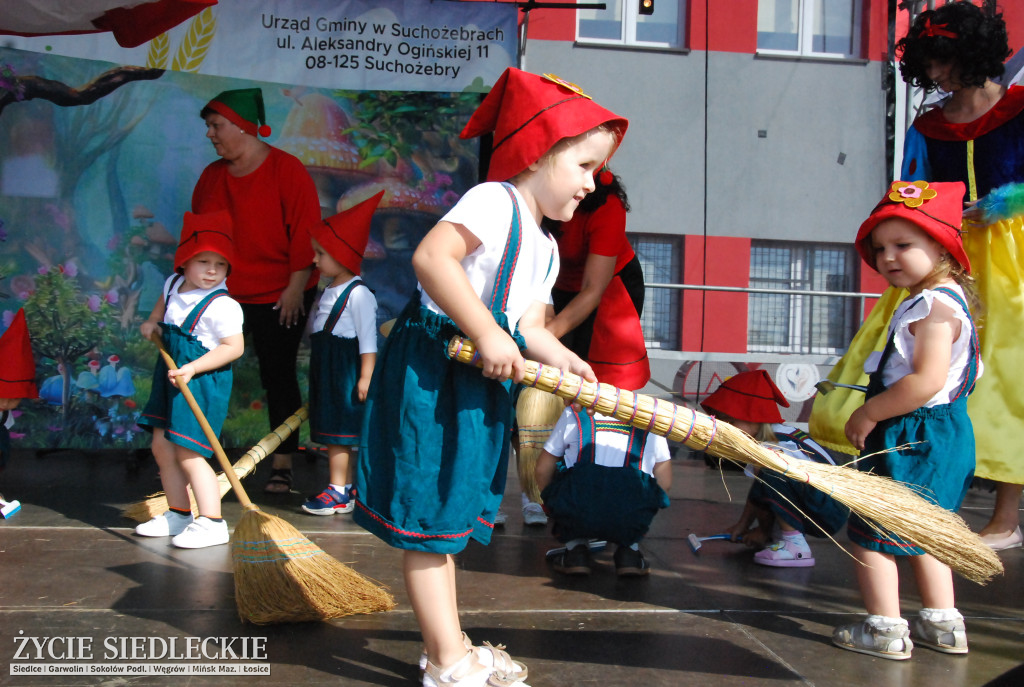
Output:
[460, 68, 629, 182]
[701, 370, 789, 424]
[174, 210, 235, 274]
[310, 190, 385, 276]
[0, 309, 38, 399]
[855, 180, 969, 273]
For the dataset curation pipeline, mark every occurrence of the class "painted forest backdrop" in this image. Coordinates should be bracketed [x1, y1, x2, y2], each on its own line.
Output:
[0, 34, 485, 449]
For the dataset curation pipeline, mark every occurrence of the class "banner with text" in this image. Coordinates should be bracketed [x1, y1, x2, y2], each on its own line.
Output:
[5, 0, 518, 93]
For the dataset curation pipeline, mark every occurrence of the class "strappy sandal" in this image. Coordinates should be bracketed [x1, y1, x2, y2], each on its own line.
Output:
[423, 648, 529, 687]
[263, 468, 293, 494]
[420, 634, 528, 681]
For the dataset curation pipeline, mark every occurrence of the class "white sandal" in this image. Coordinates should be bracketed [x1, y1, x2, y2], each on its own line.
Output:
[423, 648, 529, 687]
[420, 633, 528, 681]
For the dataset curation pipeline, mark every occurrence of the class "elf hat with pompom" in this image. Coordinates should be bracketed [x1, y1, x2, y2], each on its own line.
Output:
[701, 369, 789, 424]
[174, 210, 235, 274]
[855, 180, 969, 273]
[0, 309, 38, 399]
[460, 68, 628, 182]
[310, 190, 385, 276]
[201, 88, 272, 138]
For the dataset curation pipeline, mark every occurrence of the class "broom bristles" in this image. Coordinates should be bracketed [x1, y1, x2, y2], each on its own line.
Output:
[447, 336, 1004, 585]
[515, 387, 565, 502]
[232, 510, 396, 625]
[121, 407, 309, 522]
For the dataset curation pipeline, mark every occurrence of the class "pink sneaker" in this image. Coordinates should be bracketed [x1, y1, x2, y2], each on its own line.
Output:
[754, 536, 815, 568]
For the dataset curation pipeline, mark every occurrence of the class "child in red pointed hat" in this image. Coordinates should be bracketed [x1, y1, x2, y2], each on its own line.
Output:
[833, 180, 982, 660]
[300, 190, 384, 518]
[353, 67, 628, 684]
[1, 309, 38, 479]
[701, 370, 848, 569]
[136, 210, 244, 549]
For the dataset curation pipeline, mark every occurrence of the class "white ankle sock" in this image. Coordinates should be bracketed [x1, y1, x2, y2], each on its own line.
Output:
[919, 607, 962, 623]
[866, 615, 908, 630]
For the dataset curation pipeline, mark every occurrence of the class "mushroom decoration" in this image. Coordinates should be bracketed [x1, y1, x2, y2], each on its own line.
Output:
[274, 92, 374, 211]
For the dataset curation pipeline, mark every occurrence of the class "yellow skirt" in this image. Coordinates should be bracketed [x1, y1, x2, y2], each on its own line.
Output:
[810, 215, 1024, 484]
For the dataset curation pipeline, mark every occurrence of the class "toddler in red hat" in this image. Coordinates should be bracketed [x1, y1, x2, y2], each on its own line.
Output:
[701, 370, 848, 568]
[1, 309, 38, 515]
[352, 68, 628, 686]
[832, 180, 982, 660]
[136, 210, 244, 550]
[300, 191, 383, 518]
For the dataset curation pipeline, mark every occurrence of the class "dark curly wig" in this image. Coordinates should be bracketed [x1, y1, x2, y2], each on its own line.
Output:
[897, 1, 1011, 92]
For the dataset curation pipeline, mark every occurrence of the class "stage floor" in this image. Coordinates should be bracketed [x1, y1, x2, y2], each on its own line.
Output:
[1, 448, 1021, 686]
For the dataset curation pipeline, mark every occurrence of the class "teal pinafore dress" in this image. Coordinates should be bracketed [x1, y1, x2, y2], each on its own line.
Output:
[847, 287, 980, 555]
[139, 276, 233, 459]
[309, 279, 371, 447]
[354, 184, 534, 554]
[541, 410, 670, 547]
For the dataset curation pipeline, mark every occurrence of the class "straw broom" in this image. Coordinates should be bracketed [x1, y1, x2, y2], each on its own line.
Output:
[122, 406, 309, 522]
[515, 388, 565, 503]
[446, 336, 1003, 585]
[150, 336, 395, 624]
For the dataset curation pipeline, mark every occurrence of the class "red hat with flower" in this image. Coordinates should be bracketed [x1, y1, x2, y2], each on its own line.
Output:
[855, 180, 969, 273]
[460, 68, 628, 182]
[0, 309, 38, 399]
[310, 190, 385, 275]
[701, 370, 789, 424]
[174, 210, 235, 274]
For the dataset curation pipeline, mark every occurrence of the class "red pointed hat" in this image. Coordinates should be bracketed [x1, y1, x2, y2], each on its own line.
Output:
[701, 370, 789, 424]
[461, 68, 628, 182]
[0, 309, 38, 399]
[310, 190, 385, 275]
[856, 180, 969, 273]
[174, 210, 235, 274]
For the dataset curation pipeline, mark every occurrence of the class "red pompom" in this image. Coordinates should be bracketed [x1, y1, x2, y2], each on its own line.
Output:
[258, 124, 272, 138]
[598, 169, 613, 186]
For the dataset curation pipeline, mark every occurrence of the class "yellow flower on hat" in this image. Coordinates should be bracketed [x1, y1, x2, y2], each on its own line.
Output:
[888, 180, 938, 208]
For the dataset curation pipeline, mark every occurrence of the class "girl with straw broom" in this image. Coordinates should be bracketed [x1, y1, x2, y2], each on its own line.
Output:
[135, 210, 243, 549]
[832, 180, 982, 660]
[300, 191, 383, 516]
[353, 67, 627, 687]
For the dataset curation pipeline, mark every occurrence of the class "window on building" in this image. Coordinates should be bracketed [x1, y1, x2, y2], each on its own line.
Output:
[632, 234, 681, 350]
[748, 241, 860, 354]
[757, 0, 861, 58]
[578, 0, 685, 49]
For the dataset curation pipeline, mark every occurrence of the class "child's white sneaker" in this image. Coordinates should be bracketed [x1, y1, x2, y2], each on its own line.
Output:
[171, 516, 229, 549]
[135, 510, 192, 537]
[521, 502, 548, 526]
[753, 533, 814, 567]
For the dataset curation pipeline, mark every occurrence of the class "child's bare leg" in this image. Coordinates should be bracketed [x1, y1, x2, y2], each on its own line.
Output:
[405, 550, 466, 669]
[327, 445, 353, 487]
[177, 448, 221, 519]
[152, 429, 190, 511]
[852, 544, 901, 617]
[908, 553, 955, 609]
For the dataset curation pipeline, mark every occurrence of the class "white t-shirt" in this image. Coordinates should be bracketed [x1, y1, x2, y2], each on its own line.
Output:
[312, 277, 378, 355]
[543, 408, 671, 477]
[423, 182, 559, 331]
[161, 275, 243, 352]
[863, 285, 981, 407]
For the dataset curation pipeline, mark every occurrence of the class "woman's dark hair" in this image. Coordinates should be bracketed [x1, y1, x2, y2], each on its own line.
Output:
[542, 169, 630, 235]
[897, 1, 1011, 92]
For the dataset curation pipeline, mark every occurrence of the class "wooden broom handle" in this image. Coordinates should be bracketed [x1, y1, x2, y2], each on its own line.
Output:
[150, 333, 255, 511]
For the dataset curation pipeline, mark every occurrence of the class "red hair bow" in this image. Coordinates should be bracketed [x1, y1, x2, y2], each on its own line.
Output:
[919, 18, 958, 40]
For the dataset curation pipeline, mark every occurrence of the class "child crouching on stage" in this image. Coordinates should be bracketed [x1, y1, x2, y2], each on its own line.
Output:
[703, 370, 848, 568]
[536, 395, 671, 577]
[136, 211, 244, 549]
[833, 180, 980, 660]
[301, 191, 383, 516]
[353, 68, 628, 686]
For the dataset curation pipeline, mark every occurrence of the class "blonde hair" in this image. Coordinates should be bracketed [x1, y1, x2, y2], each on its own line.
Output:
[511, 123, 621, 183]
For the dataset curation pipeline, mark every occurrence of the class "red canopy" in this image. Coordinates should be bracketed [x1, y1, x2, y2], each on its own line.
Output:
[0, 0, 216, 48]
